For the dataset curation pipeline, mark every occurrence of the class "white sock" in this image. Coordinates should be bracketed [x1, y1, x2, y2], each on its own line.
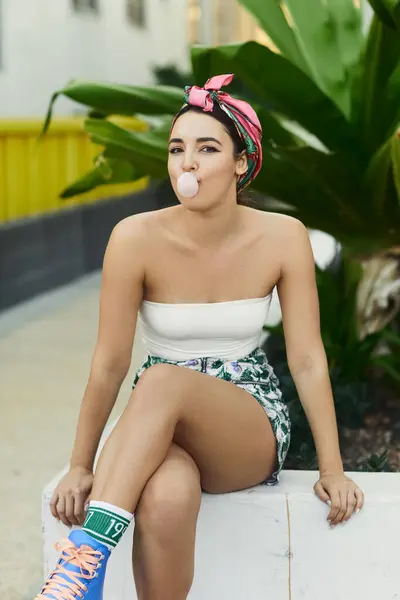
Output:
[82, 500, 134, 550]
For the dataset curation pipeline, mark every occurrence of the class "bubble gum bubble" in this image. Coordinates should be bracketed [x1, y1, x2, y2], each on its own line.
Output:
[177, 172, 199, 198]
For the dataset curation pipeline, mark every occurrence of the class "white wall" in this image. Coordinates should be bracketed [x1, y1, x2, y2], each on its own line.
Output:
[0, 0, 190, 117]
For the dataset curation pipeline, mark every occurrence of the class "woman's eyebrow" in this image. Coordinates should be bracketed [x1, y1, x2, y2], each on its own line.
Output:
[168, 137, 222, 146]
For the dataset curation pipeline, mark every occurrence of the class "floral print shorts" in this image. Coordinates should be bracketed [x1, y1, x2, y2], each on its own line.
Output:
[132, 346, 291, 486]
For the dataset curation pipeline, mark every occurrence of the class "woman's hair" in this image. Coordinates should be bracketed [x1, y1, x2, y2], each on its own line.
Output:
[173, 104, 260, 208]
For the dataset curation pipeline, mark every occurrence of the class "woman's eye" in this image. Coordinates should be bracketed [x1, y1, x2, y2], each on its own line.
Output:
[169, 147, 182, 154]
[201, 146, 218, 153]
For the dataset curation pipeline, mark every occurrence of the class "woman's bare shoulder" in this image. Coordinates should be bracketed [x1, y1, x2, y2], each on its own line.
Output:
[110, 208, 168, 244]
[257, 210, 307, 243]
[261, 211, 312, 276]
[258, 209, 303, 228]
[249, 210, 309, 278]
[105, 209, 177, 275]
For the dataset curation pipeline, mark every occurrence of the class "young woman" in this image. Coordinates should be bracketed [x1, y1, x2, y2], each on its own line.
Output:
[36, 74, 364, 600]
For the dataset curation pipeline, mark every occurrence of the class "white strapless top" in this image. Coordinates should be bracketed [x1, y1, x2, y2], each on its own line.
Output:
[138, 295, 272, 361]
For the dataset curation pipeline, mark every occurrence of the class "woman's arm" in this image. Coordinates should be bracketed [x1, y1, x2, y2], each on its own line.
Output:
[69, 215, 147, 472]
[276, 218, 344, 475]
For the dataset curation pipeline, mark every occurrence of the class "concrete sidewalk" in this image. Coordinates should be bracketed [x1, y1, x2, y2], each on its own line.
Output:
[0, 273, 146, 600]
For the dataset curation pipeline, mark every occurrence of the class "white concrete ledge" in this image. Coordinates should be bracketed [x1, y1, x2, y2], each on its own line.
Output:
[42, 421, 400, 599]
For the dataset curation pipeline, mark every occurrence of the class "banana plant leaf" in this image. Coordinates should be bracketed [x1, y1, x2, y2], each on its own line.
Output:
[84, 118, 167, 160]
[135, 115, 173, 139]
[100, 145, 168, 181]
[253, 147, 384, 248]
[234, 0, 310, 74]
[351, 17, 400, 152]
[365, 126, 400, 216]
[238, 0, 364, 115]
[368, 0, 400, 30]
[391, 0, 400, 29]
[191, 41, 367, 166]
[40, 81, 183, 138]
[83, 118, 169, 180]
[253, 107, 298, 146]
[60, 158, 145, 198]
[387, 64, 400, 134]
[284, 0, 363, 114]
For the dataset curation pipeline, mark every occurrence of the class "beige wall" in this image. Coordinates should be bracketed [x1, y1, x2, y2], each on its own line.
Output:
[188, 0, 268, 46]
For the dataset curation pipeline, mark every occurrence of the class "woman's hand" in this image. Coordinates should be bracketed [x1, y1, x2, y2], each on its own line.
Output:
[313, 471, 365, 526]
[50, 466, 93, 527]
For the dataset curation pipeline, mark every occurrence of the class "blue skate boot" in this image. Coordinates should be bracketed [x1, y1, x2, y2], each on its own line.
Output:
[35, 529, 111, 599]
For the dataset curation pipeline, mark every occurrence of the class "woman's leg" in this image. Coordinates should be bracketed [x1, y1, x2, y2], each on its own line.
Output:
[36, 362, 277, 599]
[91, 361, 277, 507]
[132, 443, 202, 600]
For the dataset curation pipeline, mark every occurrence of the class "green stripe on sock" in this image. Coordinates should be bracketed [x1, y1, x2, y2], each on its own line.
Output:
[83, 528, 119, 548]
[86, 507, 130, 526]
[82, 506, 130, 547]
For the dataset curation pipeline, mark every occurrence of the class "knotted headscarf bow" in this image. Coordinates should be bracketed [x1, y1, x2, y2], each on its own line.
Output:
[172, 74, 263, 191]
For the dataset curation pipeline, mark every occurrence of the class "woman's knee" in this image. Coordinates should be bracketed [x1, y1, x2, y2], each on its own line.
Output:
[136, 445, 202, 532]
[131, 363, 185, 408]
[135, 363, 178, 390]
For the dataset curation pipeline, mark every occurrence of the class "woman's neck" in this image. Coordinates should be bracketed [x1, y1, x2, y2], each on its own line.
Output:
[175, 202, 245, 250]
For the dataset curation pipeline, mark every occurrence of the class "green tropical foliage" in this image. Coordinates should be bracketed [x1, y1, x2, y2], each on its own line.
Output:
[262, 251, 399, 472]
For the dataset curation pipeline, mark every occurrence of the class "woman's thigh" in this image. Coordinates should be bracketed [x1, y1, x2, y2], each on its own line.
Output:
[136, 363, 278, 494]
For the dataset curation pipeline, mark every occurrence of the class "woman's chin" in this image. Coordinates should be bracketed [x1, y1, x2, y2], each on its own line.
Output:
[179, 197, 203, 211]
[178, 190, 201, 204]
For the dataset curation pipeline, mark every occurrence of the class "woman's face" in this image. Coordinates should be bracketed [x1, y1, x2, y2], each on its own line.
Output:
[168, 110, 247, 210]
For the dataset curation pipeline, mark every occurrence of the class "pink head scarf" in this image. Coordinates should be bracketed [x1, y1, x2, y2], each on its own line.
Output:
[171, 73, 263, 190]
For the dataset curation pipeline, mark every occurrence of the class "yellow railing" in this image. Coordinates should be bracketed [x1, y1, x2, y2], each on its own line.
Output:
[0, 117, 149, 223]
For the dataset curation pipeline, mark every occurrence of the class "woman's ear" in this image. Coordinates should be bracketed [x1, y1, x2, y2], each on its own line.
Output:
[235, 151, 248, 176]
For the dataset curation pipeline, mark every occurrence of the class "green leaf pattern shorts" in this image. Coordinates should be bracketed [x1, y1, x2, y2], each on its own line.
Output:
[132, 346, 291, 486]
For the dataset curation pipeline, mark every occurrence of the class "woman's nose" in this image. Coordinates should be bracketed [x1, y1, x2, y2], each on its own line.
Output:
[182, 151, 198, 172]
